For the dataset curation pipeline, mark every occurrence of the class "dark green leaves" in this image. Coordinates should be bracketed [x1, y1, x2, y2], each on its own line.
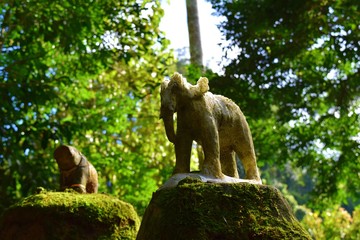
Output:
[0, 0, 175, 213]
[209, 0, 360, 209]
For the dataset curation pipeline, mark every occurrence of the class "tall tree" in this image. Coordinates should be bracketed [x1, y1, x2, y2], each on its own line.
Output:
[186, 0, 203, 67]
[208, 0, 360, 209]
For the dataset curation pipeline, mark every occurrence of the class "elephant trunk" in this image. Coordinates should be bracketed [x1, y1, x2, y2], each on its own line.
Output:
[161, 110, 176, 143]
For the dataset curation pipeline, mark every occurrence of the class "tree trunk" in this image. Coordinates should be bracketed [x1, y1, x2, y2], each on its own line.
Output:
[186, 0, 203, 67]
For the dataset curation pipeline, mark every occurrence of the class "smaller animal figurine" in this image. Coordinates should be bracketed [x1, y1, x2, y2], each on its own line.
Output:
[54, 145, 98, 193]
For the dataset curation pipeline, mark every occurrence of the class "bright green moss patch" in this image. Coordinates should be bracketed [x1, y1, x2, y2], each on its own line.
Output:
[138, 178, 311, 240]
[0, 189, 140, 240]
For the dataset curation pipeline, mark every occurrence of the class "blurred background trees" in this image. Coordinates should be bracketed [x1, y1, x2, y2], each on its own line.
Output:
[208, 0, 359, 208]
[206, 0, 359, 238]
[0, 0, 174, 214]
[1, 0, 359, 238]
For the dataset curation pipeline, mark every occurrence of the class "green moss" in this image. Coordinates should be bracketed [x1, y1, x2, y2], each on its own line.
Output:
[138, 179, 311, 240]
[0, 189, 140, 240]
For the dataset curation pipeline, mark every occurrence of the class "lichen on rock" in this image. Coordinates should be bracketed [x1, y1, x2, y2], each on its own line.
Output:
[137, 178, 311, 240]
[0, 189, 140, 240]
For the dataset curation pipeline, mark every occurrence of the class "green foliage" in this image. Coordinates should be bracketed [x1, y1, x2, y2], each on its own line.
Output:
[208, 0, 360, 209]
[0, 0, 175, 214]
[301, 205, 360, 240]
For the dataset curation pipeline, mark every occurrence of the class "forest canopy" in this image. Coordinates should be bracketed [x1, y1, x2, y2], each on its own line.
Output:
[208, 0, 360, 209]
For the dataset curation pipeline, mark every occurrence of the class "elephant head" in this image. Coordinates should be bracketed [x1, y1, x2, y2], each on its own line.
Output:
[160, 72, 209, 143]
[160, 79, 177, 143]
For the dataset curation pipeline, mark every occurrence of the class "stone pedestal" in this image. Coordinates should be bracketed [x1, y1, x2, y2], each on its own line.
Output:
[137, 177, 311, 240]
[0, 189, 140, 240]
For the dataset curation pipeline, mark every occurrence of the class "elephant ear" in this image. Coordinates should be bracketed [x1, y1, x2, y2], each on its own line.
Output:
[161, 79, 170, 92]
[197, 77, 209, 93]
[188, 77, 209, 98]
[168, 72, 208, 99]
[169, 72, 184, 89]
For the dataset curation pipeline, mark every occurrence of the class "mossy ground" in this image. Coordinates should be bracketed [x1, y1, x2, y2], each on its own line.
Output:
[138, 177, 311, 240]
[0, 188, 140, 240]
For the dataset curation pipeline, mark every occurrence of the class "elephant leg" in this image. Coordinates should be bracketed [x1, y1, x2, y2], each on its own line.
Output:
[220, 148, 239, 178]
[234, 144, 261, 181]
[201, 127, 223, 179]
[173, 132, 192, 174]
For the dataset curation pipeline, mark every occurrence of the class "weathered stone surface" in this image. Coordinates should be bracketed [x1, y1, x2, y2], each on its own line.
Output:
[0, 189, 140, 240]
[160, 172, 261, 189]
[137, 177, 311, 240]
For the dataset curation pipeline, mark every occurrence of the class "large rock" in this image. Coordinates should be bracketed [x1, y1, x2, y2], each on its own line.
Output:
[137, 177, 311, 240]
[0, 189, 140, 240]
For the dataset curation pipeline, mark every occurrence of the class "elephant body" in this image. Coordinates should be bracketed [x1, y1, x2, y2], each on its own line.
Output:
[161, 72, 261, 182]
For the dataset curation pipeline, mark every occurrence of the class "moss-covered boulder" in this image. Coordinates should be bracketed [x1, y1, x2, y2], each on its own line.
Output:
[137, 178, 311, 240]
[0, 189, 140, 240]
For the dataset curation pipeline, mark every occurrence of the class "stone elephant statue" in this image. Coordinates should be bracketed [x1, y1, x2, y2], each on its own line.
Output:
[54, 145, 98, 193]
[160, 72, 261, 182]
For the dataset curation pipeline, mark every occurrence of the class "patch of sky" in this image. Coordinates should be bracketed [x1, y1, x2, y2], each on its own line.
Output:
[50, 108, 57, 115]
[314, 139, 341, 161]
[24, 148, 30, 156]
[327, 107, 341, 119]
[45, 68, 57, 78]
